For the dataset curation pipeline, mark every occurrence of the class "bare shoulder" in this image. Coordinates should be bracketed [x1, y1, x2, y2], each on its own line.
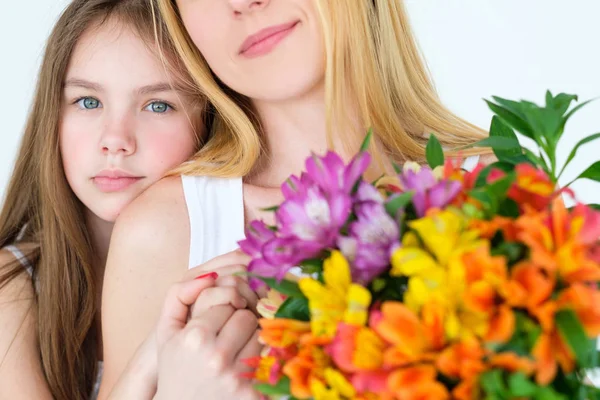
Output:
[101, 176, 192, 394]
[113, 176, 189, 250]
[0, 250, 53, 399]
[0, 249, 33, 302]
[478, 153, 497, 166]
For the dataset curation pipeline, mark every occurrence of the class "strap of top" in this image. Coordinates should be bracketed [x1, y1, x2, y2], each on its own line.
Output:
[181, 175, 246, 269]
[4, 244, 34, 276]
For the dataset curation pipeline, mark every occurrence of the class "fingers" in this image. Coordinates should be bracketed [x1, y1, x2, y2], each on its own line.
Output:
[215, 309, 259, 363]
[189, 286, 248, 319]
[234, 330, 263, 374]
[216, 275, 259, 313]
[155, 276, 218, 346]
[184, 249, 251, 280]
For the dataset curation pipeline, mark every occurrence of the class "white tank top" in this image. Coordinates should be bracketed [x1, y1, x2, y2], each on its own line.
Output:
[181, 155, 481, 269]
[181, 175, 246, 269]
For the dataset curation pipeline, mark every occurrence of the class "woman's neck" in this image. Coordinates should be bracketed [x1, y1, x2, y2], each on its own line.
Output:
[249, 84, 363, 188]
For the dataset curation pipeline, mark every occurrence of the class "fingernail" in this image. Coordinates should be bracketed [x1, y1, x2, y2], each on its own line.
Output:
[195, 272, 218, 280]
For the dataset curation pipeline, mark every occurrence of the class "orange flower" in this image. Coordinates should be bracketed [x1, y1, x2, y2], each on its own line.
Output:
[328, 323, 386, 373]
[488, 352, 536, 375]
[532, 331, 575, 385]
[470, 216, 518, 241]
[489, 164, 555, 211]
[371, 302, 444, 368]
[557, 283, 600, 337]
[243, 355, 282, 384]
[258, 318, 311, 348]
[516, 198, 600, 283]
[283, 344, 331, 399]
[388, 365, 450, 400]
[501, 262, 554, 318]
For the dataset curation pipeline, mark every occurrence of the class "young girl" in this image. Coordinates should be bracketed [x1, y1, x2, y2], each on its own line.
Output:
[101, 0, 494, 394]
[0, 1, 258, 399]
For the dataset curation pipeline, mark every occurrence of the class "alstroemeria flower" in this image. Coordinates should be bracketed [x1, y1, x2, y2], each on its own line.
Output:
[397, 162, 462, 217]
[241, 220, 313, 287]
[338, 195, 400, 284]
[489, 163, 555, 211]
[305, 151, 371, 195]
[299, 251, 372, 340]
[277, 181, 352, 251]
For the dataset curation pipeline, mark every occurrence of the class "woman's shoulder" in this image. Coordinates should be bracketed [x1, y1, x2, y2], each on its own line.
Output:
[114, 176, 188, 241]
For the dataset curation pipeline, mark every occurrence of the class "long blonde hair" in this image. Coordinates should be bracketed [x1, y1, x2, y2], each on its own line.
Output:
[156, 0, 488, 178]
[0, 1, 203, 398]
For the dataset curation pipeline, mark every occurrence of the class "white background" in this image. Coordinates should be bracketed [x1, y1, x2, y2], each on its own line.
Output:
[1, 0, 599, 203]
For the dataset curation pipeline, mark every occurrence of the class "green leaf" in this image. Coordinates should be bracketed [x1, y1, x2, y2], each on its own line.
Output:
[393, 162, 402, 174]
[556, 309, 594, 367]
[498, 198, 520, 218]
[589, 204, 600, 211]
[261, 205, 280, 212]
[425, 134, 444, 168]
[534, 386, 568, 400]
[491, 242, 526, 264]
[508, 372, 538, 397]
[480, 369, 508, 397]
[558, 132, 600, 178]
[491, 96, 529, 119]
[255, 376, 291, 396]
[574, 161, 600, 184]
[487, 171, 516, 199]
[385, 191, 414, 217]
[486, 99, 535, 139]
[489, 116, 522, 161]
[547, 92, 578, 116]
[470, 136, 522, 151]
[248, 275, 304, 298]
[275, 297, 310, 321]
[300, 258, 324, 274]
[360, 128, 373, 152]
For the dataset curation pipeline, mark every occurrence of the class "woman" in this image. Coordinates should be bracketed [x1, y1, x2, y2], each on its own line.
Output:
[101, 0, 493, 395]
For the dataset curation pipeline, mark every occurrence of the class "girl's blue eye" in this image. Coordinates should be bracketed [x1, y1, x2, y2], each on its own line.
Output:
[76, 97, 101, 109]
[145, 101, 172, 113]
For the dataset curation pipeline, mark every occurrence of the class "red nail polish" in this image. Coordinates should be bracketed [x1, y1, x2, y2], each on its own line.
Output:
[195, 272, 218, 280]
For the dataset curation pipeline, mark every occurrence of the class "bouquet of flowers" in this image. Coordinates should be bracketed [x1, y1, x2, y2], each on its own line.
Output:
[240, 92, 600, 400]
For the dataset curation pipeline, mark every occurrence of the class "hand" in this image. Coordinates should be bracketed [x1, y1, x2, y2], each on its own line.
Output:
[185, 250, 259, 314]
[154, 276, 261, 400]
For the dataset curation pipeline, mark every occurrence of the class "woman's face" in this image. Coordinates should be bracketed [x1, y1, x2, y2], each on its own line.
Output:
[175, 0, 326, 103]
[60, 20, 200, 223]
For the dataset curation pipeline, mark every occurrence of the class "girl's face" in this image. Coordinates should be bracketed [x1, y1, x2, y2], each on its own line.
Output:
[60, 20, 200, 223]
[175, 0, 325, 103]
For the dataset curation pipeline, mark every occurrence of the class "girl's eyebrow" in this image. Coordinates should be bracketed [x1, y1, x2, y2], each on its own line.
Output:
[63, 79, 174, 96]
[64, 78, 102, 91]
[137, 82, 174, 95]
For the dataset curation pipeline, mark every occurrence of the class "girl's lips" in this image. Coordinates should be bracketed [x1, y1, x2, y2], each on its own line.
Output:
[92, 176, 142, 192]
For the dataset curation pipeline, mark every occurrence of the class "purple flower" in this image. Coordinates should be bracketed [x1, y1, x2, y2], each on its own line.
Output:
[337, 201, 400, 284]
[304, 151, 371, 194]
[276, 186, 352, 251]
[239, 221, 306, 289]
[399, 167, 462, 217]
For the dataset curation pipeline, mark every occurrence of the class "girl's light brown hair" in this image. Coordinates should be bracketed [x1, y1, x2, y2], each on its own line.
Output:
[156, 0, 489, 179]
[0, 1, 203, 398]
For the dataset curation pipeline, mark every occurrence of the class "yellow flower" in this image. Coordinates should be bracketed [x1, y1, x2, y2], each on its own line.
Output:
[299, 251, 371, 340]
[311, 369, 356, 400]
[257, 289, 287, 319]
[390, 209, 503, 341]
